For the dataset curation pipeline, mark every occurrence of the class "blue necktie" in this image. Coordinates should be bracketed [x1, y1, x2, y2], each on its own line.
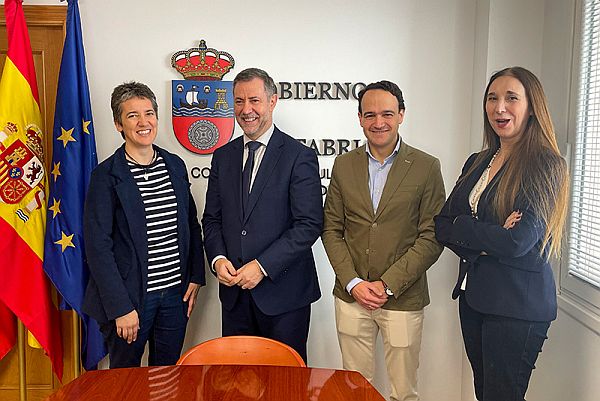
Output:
[242, 141, 261, 216]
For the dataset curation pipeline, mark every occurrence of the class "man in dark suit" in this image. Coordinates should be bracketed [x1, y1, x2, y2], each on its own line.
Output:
[202, 68, 322, 362]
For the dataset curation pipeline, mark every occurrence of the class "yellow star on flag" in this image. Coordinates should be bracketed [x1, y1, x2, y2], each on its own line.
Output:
[48, 198, 61, 218]
[54, 231, 75, 252]
[82, 119, 91, 135]
[57, 126, 76, 148]
[51, 162, 61, 182]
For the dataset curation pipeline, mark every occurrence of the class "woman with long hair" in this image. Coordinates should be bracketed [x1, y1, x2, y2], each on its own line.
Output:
[434, 66, 569, 401]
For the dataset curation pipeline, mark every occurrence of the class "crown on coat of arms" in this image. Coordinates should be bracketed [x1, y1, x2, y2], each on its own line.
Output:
[171, 40, 235, 81]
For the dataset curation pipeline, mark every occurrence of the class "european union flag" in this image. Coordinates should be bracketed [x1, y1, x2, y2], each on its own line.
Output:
[43, 0, 106, 370]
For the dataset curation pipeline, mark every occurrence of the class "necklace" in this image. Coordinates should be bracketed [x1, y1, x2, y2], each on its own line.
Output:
[469, 148, 501, 218]
[125, 148, 157, 180]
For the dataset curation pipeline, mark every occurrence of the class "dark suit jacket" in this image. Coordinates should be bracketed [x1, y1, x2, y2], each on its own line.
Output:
[202, 127, 322, 316]
[83, 145, 205, 324]
[322, 142, 445, 310]
[434, 151, 557, 322]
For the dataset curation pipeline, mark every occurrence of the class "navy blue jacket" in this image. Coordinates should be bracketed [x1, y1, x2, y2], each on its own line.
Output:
[82, 145, 205, 324]
[202, 127, 322, 316]
[434, 152, 557, 322]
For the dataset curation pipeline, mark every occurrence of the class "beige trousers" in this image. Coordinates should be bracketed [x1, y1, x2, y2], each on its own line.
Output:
[334, 297, 424, 401]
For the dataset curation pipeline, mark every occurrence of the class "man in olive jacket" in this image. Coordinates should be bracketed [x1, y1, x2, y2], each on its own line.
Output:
[322, 80, 445, 401]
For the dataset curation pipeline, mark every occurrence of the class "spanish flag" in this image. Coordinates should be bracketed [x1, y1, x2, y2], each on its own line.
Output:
[0, 0, 63, 379]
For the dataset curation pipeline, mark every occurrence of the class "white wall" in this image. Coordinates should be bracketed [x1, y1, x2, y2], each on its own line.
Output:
[468, 0, 546, 151]
[6, 0, 597, 400]
[80, 0, 475, 401]
[73, 1, 475, 399]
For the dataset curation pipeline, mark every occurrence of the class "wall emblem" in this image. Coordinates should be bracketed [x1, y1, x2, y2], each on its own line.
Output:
[171, 40, 235, 154]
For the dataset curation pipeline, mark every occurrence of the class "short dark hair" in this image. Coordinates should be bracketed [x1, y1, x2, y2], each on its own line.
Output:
[233, 67, 277, 97]
[357, 80, 405, 113]
[111, 81, 158, 125]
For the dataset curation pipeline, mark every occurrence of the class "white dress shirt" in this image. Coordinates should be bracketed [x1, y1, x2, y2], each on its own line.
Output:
[211, 124, 275, 275]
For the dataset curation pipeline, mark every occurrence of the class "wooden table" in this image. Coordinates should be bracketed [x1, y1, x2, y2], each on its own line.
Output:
[44, 365, 385, 401]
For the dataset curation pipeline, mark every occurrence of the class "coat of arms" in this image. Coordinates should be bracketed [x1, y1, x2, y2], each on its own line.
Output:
[0, 122, 45, 222]
[171, 40, 235, 154]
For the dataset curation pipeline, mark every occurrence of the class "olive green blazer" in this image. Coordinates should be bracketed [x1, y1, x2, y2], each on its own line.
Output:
[322, 141, 445, 310]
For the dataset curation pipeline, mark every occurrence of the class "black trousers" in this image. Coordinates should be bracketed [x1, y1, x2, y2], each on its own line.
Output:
[459, 295, 550, 401]
[221, 289, 311, 362]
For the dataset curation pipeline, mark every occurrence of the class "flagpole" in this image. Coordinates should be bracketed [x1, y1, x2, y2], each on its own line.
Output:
[72, 311, 81, 377]
[17, 320, 27, 401]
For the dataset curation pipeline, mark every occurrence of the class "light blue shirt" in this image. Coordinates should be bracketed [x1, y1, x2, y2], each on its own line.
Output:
[366, 137, 401, 213]
[346, 136, 401, 294]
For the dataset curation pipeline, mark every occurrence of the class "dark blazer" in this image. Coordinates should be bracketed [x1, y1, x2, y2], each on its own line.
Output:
[83, 145, 205, 324]
[434, 152, 557, 322]
[202, 127, 322, 316]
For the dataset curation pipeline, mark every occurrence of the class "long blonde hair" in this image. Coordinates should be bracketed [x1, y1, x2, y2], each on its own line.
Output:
[463, 67, 569, 258]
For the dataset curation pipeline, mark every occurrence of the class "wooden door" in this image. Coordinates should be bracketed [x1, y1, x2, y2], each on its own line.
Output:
[0, 5, 77, 401]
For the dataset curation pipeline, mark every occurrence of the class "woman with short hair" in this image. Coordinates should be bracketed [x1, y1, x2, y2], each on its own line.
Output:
[83, 81, 205, 368]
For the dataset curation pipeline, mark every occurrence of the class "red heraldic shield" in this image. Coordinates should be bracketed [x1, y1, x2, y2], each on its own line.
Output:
[172, 80, 234, 155]
[0, 138, 44, 204]
[170, 40, 236, 154]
